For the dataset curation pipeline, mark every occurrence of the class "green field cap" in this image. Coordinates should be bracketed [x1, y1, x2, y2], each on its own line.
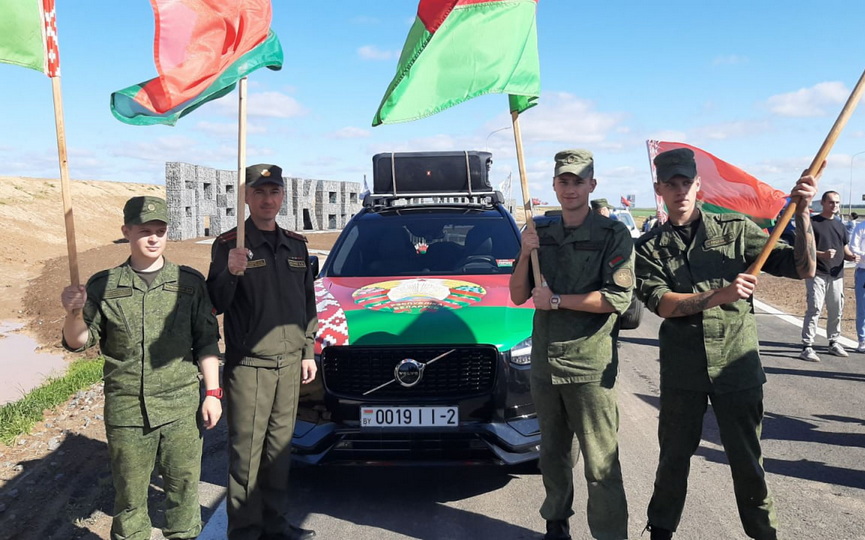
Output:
[654, 148, 697, 182]
[123, 196, 168, 225]
[554, 149, 593, 179]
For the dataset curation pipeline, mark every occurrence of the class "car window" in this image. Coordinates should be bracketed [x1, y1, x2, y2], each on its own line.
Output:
[327, 214, 519, 277]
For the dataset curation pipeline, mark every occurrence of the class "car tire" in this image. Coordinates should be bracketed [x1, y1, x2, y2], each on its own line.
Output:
[620, 297, 643, 330]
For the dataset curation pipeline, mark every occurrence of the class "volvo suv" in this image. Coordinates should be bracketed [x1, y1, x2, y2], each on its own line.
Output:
[292, 151, 539, 465]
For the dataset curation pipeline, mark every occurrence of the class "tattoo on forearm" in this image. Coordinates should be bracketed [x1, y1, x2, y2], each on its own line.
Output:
[673, 290, 718, 317]
[794, 215, 816, 277]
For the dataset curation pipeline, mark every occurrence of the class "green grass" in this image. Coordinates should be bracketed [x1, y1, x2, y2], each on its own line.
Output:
[0, 357, 103, 446]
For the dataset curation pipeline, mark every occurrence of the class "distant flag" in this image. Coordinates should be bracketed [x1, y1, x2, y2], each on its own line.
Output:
[620, 195, 631, 208]
[111, 0, 283, 126]
[372, 0, 540, 126]
[647, 140, 788, 228]
[0, 0, 60, 77]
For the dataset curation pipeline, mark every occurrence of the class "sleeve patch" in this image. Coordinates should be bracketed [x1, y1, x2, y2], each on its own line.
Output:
[613, 268, 634, 288]
[608, 255, 625, 268]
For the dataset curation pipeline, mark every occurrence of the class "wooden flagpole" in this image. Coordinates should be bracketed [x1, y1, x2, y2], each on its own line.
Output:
[511, 110, 543, 286]
[51, 76, 79, 286]
[748, 68, 865, 275]
[235, 76, 248, 274]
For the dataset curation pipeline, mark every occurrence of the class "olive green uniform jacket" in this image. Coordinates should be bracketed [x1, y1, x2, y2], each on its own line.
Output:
[63, 259, 220, 427]
[207, 219, 318, 366]
[635, 212, 800, 393]
[529, 213, 635, 385]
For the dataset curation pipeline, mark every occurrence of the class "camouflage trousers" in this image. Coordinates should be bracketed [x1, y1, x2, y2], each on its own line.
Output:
[105, 415, 203, 540]
[647, 386, 777, 540]
[531, 377, 629, 540]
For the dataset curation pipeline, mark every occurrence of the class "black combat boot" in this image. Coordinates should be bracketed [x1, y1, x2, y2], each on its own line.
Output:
[644, 523, 672, 540]
[544, 519, 571, 540]
[263, 524, 316, 540]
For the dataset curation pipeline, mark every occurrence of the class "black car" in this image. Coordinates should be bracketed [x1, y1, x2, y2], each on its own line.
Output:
[292, 151, 539, 465]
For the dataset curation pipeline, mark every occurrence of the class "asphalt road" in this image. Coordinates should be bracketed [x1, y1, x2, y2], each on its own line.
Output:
[188, 305, 865, 540]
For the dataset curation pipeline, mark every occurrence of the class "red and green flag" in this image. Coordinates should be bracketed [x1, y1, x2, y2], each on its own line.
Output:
[648, 140, 788, 228]
[372, 0, 541, 126]
[111, 0, 283, 126]
[0, 0, 60, 77]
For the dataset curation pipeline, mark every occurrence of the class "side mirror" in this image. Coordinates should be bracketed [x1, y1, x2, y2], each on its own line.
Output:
[309, 255, 320, 278]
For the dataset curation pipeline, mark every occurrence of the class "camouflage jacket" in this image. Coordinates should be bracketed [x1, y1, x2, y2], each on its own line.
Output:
[527, 212, 635, 386]
[635, 211, 800, 393]
[64, 259, 220, 427]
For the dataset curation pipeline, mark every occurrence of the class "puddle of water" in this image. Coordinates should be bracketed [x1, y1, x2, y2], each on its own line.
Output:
[0, 321, 68, 405]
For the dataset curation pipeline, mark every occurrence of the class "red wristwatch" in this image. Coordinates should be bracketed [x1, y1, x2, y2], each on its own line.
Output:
[205, 388, 224, 399]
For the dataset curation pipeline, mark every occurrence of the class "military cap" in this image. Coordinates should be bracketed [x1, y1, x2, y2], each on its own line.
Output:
[654, 148, 697, 182]
[554, 149, 594, 179]
[123, 196, 168, 225]
[591, 198, 614, 210]
[246, 163, 285, 188]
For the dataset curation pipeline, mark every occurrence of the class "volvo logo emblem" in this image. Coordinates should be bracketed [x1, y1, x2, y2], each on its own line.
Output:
[362, 349, 455, 396]
[394, 359, 424, 387]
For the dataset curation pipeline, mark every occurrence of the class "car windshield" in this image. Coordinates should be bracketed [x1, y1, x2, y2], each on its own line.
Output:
[613, 212, 636, 228]
[325, 213, 520, 277]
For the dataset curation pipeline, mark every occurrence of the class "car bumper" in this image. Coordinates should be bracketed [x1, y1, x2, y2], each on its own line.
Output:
[291, 415, 540, 465]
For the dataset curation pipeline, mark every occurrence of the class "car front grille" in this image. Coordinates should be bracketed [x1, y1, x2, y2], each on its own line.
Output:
[322, 345, 498, 399]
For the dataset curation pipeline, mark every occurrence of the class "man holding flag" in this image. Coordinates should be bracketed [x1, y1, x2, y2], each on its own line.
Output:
[511, 149, 633, 540]
[635, 148, 818, 540]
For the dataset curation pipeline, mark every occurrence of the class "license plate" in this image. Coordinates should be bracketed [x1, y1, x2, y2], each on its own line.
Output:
[360, 406, 458, 428]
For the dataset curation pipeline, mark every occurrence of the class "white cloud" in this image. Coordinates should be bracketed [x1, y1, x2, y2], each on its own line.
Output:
[247, 92, 307, 118]
[195, 121, 267, 136]
[713, 54, 748, 66]
[329, 127, 371, 139]
[350, 16, 380, 25]
[766, 81, 848, 118]
[692, 120, 772, 140]
[205, 91, 307, 119]
[358, 45, 400, 61]
[513, 92, 627, 144]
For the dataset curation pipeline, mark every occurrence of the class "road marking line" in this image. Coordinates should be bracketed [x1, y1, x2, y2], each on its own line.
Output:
[753, 299, 858, 348]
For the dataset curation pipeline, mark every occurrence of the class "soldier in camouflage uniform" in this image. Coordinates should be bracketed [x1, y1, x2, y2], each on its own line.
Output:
[591, 198, 614, 218]
[61, 196, 222, 540]
[510, 150, 633, 540]
[635, 148, 818, 540]
[207, 164, 318, 540]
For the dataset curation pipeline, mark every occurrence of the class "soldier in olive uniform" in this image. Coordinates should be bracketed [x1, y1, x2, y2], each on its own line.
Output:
[510, 150, 633, 540]
[591, 198, 614, 218]
[61, 196, 222, 540]
[635, 148, 818, 540]
[207, 164, 318, 540]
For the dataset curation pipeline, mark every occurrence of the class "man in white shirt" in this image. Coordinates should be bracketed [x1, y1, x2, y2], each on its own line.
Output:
[850, 218, 865, 353]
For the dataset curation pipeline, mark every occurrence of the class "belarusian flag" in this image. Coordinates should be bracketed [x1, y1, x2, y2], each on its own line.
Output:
[647, 140, 788, 228]
[0, 0, 60, 77]
[110, 0, 283, 126]
[372, 0, 540, 126]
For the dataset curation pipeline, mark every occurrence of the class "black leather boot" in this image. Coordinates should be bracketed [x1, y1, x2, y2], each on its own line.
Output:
[544, 519, 571, 540]
[644, 523, 672, 540]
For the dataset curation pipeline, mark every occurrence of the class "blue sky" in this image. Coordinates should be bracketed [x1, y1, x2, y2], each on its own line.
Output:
[2, 1, 865, 210]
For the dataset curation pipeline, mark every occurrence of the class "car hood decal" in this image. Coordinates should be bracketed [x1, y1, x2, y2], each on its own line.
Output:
[315, 275, 533, 353]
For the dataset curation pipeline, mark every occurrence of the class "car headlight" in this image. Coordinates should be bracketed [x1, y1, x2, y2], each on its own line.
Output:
[509, 337, 532, 365]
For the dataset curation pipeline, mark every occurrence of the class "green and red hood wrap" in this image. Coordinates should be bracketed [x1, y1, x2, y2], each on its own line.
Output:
[315, 274, 534, 354]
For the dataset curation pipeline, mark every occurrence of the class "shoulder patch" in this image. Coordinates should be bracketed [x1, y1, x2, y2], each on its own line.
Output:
[283, 229, 308, 243]
[613, 268, 634, 288]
